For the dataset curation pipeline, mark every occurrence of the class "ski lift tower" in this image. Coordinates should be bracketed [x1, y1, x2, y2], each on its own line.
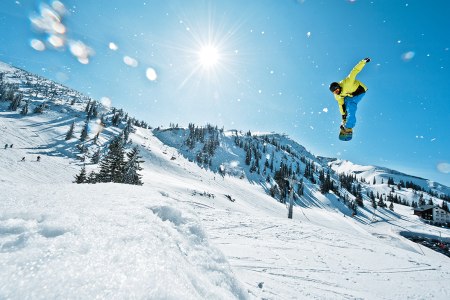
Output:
[285, 177, 302, 219]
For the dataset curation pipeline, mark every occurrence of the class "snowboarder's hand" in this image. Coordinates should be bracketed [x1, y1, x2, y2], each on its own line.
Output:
[364, 57, 371, 63]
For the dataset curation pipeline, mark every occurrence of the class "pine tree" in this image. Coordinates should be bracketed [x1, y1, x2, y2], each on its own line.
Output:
[97, 135, 125, 183]
[418, 193, 425, 207]
[245, 148, 252, 165]
[112, 113, 121, 126]
[93, 132, 100, 144]
[372, 197, 377, 209]
[320, 170, 333, 194]
[389, 201, 394, 211]
[74, 165, 87, 184]
[65, 122, 75, 140]
[8, 92, 23, 111]
[122, 146, 144, 185]
[85, 100, 91, 113]
[20, 100, 29, 115]
[91, 149, 101, 164]
[80, 121, 89, 141]
[123, 121, 133, 142]
[86, 171, 97, 184]
[441, 201, 449, 212]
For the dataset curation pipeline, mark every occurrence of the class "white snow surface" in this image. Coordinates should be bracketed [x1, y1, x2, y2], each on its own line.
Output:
[1, 105, 450, 299]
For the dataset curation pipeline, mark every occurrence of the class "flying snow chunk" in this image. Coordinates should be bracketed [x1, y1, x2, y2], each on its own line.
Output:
[109, 42, 118, 51]
[100, 97, 112, 108]
[146, 68, 158, 81]
[307, 32, 311, 38]
[123, 56, 138, 67]
[77, 57, 89, 65]
[402, 51, 415, 61]
[48, 34, 64, 48]
[91, 119, 104, 135]
[69, 40, 94, 64]
[437, 163, 450, 174]
[40, 5, 61, 24]
[51, 1, 66, 16]
[30, 39, 46, 51]
[29, 2, 94, 64]
[52, 22, 66, 34]
[323, 107, 328, 113]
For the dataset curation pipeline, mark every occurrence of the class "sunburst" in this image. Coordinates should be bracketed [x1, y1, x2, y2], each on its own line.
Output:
[198, 45, 220, 69]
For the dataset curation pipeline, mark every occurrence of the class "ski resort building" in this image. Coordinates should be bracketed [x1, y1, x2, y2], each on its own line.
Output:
[414, 205, 450, 226]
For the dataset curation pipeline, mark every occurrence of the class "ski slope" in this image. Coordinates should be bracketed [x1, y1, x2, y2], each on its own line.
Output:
[1, 109, 450, 299]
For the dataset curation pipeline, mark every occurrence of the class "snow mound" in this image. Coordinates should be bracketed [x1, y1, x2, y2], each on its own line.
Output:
[0, 184, 248, 300]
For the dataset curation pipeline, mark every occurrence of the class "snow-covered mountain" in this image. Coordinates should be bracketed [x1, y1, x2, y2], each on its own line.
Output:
[154, 125, 450, 210]
[1, 61, 450, 299]
[329, 159, 450, 194]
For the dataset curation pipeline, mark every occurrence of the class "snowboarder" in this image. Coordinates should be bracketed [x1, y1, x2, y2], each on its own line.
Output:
[329, 57, 370, 141]
[4, 144, 7, 149]
[37, 156, 41, 162]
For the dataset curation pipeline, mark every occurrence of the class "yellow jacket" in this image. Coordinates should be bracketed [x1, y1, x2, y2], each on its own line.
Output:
[334, 59, 368, 115]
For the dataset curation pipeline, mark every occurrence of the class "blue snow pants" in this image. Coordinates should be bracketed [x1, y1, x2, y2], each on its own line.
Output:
[344, 93, 365, 129]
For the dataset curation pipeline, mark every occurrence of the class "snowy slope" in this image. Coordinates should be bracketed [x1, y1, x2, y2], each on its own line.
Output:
[2, 113, 450, 299]
[1, 61, 450, 299]
[1, 184, 247, 299]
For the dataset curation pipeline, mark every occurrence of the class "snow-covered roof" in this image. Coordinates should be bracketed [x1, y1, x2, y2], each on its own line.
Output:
[414, 205, 436, 212]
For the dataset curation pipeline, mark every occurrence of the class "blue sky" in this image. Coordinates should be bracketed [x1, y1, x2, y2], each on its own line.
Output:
[1, 0, 449, 186]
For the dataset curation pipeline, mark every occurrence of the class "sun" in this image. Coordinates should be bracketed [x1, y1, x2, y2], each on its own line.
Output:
[198, 45, 219, 68]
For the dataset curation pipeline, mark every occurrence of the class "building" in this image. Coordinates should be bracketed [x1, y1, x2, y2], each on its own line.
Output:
[414, 205, 450, 226]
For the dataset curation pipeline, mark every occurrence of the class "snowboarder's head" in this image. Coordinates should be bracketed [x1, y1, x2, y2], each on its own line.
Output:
[329, 82, 341, 94]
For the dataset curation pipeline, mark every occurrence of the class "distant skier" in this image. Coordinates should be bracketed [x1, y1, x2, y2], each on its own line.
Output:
[4, 144, 7, 149]
[329, 57, 370, 141]
[21, 157, 25, 161]
[37, 156, 41, 162]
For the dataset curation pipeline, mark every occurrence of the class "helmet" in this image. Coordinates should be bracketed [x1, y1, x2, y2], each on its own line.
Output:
[329, 82, 341, 93]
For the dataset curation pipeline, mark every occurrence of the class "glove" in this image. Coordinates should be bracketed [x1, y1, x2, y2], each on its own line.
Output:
[364, 57, 371, 63]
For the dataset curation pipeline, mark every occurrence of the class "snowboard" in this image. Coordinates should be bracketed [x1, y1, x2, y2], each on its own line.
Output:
[339, 127, 353, 141]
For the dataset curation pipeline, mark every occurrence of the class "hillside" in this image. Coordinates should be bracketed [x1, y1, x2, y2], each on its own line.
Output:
[1, 61, 450, 299]
[154, 125, 450, 215]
